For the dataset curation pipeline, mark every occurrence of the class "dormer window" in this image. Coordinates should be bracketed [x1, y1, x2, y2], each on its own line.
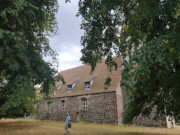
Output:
[53, 84, 62, 95]
[85, 82, 90, 89]
[67, 85, 72, 92]
[57, 84, 61, 89]
[53, 90, 57, 95]
[52, 83, 62, 95]
[84, 74, 97, 90]
[67, 77, 80, 93]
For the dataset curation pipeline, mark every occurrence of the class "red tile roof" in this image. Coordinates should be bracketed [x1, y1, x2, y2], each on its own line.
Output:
[53, 56, 122, 98]
[67, 77, 80, 86]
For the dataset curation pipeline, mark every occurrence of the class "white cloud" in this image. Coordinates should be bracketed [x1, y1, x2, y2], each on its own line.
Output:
[48, 0, 83, 72]
[57, 45, 83, 71]
[58, 52, 77, 62]
[58, 45, 82, 61]
[59, 63, 81, 71]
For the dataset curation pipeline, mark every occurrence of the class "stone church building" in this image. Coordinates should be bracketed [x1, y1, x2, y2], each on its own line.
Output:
[37, 57, 125, 124]
[37, 56, 174, 128]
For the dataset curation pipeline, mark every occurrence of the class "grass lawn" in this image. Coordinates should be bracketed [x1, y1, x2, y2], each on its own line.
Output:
[0, 118, 180, 135]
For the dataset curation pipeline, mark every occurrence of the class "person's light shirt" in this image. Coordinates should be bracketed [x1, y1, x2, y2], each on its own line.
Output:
[66, 116, 70, 125]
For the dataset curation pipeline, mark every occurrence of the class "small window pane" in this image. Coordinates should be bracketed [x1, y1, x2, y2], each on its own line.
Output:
[84, 82, 91, 90]
[67, 85, 72, 92]
[83, 98, 87, 110]
[53, 90, 57, 94]
[61, 100, 65, 111]
[47, 102, 51, 112]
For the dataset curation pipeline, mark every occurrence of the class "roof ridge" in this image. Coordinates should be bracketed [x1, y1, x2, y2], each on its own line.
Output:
[59, 56, 120, 73]
[59, 64, 86, 73]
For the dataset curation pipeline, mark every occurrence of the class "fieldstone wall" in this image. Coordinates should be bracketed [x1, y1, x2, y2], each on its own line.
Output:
[133, 106, 167, 127]
[37, 92, 124, 124]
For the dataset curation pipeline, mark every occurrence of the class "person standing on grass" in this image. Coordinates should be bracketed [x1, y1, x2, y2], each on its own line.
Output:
[65, 113, 70, 134]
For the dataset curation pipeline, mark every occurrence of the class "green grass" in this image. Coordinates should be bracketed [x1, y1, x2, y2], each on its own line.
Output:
[0, 118, 180, 135]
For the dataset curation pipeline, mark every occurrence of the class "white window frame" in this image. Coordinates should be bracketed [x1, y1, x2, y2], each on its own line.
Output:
[85, 82, 91, 90]
[67, 78, 80, 93]
[57, 84, 61, 89]
[53, 90, 57, 95]
[83, 98, 87, 110]
[84, 79, 94, 90]
[53, 84, 61, 95]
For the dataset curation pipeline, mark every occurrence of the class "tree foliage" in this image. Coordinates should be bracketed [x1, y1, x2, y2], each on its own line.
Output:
[77, 0, 180, 123]
[0, 0, 59, 117]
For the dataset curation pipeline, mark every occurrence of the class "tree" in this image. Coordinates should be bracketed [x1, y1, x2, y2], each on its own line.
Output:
[0, 0, 59, 117]
[77, 0, 180, 123]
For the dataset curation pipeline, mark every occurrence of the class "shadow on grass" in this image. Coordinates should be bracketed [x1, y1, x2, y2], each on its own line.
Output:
[102, 132, 166, 135]
[0, 121, 175, 135]
[0, 122, 37, 131]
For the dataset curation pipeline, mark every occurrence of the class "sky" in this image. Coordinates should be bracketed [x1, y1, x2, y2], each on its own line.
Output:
[48, 0, 83, 72]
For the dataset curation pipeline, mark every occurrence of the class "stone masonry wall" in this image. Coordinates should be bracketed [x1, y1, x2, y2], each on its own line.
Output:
[37, 92, 123, 124]
[133, 106, 167, 127]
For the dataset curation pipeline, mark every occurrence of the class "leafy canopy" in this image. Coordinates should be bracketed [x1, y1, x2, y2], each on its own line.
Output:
[0, 0, 59, 117]
[77, 0, 180, 123]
